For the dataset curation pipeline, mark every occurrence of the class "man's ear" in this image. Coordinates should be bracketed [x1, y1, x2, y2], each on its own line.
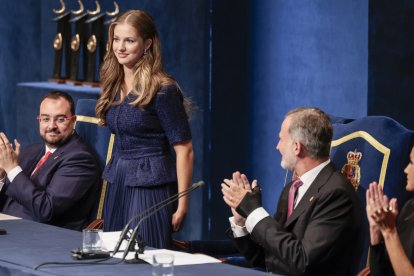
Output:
[293, 140, 302, 156]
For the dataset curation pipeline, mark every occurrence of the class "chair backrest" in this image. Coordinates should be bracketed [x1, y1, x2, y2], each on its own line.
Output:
[330, 115, 414, 274]
[75, 99, 114, 221]
[75, 99, 113, 168]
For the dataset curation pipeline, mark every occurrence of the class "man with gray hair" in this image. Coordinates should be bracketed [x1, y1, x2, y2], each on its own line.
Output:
[221, 107, 362, 275]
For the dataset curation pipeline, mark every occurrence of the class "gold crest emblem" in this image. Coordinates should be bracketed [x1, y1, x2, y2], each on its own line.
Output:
[341, 150, 362, 191]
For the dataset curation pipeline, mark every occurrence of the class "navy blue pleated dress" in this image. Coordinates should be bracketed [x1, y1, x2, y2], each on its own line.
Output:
[102, 84, 191, 249]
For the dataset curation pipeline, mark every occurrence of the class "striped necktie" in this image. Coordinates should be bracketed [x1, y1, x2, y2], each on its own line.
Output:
[31, 151, 52, 176]
[287, 178, 303, 218]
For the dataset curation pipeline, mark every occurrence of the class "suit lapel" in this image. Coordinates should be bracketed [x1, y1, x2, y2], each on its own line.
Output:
[284, 163, 336, 227]
[274, 185, 290, 224]
[24, 146, 46, 176]
[32, 146, 70, 177]
[29, 133, 78, 177]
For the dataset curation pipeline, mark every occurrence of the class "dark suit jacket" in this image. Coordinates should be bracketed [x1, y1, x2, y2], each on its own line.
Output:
[232, 162, 362, 276]
[1, 132, 101, 231]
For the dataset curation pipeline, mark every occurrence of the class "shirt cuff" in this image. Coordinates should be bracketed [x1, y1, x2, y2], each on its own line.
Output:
[229, 216, 249, 238]
[7, 166, 23, 182]
[245, 207, 270, 233]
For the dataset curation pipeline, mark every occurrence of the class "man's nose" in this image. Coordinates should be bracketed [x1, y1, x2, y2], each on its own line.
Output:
[47, 119, 58, 127]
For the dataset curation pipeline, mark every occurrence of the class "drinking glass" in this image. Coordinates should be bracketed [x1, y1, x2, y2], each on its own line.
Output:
[82, 229, 103, 252]
[152, 253, 174, 276]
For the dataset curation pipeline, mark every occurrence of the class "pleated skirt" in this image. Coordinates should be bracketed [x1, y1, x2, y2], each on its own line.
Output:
[102, 159, 176, 249]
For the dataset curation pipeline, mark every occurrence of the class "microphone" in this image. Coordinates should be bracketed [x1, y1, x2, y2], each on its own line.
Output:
[32, 181, 205, 270]
[121, 181, 205, 262]
[189, 180, 204, 189]
[112, 181, 205, 256]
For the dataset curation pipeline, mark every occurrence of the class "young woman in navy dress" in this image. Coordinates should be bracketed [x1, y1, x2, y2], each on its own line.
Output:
[95, 10, 193, 249]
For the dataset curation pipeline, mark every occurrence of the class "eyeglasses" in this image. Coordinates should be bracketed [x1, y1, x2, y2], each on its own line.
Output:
[36, 115, 75, 125]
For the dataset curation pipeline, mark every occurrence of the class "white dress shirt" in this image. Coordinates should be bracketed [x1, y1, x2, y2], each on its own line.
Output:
[230, 159, 331, 237]
[0, 146, 56, 191]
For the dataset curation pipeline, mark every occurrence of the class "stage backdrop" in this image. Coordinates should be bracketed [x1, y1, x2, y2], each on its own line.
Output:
[368, 0, 414, 131]
[209, 0, 369, 239]
[1, 0, 413, 241]
[0, 1, 41, 136]
[1, 0, 210, 241]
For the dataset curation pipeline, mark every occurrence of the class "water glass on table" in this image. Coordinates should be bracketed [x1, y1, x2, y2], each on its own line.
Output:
[152, 253, 174, 276]
[82, 229, 103, 252]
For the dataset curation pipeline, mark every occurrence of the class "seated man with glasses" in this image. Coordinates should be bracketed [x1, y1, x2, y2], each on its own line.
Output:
[0, 91, 101, 231]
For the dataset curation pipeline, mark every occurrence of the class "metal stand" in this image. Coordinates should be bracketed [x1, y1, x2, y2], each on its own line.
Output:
[124, 234, 147, 264]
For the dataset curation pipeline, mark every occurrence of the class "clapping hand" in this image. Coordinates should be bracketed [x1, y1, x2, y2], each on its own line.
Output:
[367, 182, 398, 237]
[221, 172, 259, 226]
[0, 132, 20, 173]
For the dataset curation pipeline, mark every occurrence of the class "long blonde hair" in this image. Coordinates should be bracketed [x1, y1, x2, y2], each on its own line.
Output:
[96, 10, 176, 125]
